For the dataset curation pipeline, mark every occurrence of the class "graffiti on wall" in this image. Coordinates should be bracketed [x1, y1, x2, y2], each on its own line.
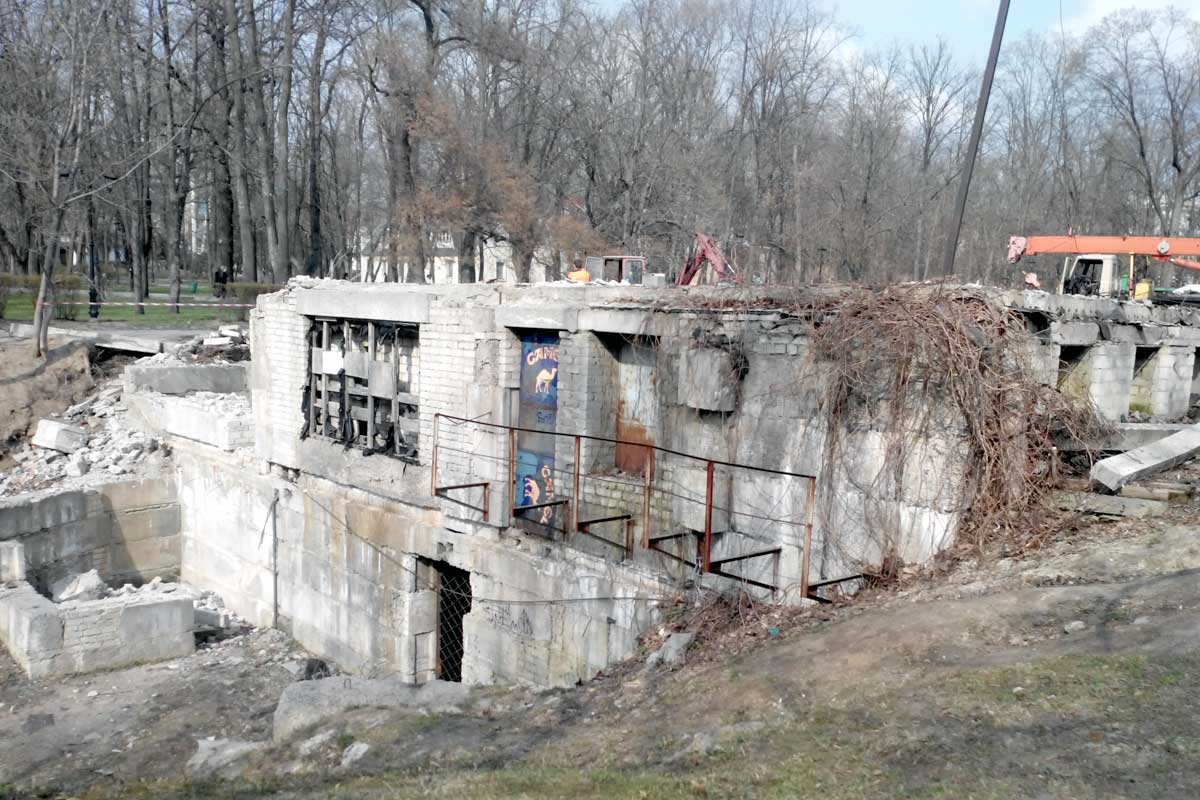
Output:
[516, 332, 559, 528]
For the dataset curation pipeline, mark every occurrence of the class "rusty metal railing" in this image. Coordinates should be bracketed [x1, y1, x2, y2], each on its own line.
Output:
[430, 413, 820, 600]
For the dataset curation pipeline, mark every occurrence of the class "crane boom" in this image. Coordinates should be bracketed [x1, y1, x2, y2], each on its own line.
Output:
[1008, 235, 1200, 261]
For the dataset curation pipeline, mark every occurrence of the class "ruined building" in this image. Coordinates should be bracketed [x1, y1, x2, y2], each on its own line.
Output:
[6, 282, 1200, 687]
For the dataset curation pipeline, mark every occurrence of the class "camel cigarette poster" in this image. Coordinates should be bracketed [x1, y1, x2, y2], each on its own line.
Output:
[516, 332, 559, 529]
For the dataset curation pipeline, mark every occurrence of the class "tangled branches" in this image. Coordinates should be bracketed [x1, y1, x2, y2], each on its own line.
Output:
[809, 285, 1104, 559]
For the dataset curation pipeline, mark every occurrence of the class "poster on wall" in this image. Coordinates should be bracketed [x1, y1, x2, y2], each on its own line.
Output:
[516, 332, 559, 530]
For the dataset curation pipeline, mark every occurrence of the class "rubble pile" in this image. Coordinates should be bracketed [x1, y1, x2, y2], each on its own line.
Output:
[0, 377, 169, 495]
[193, 588, 249, 630]
[41, 569, 250, 632]
[177, 325, 250, 362]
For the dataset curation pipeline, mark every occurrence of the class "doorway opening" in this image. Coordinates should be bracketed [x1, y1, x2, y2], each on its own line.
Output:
[433, 562, 471, 682]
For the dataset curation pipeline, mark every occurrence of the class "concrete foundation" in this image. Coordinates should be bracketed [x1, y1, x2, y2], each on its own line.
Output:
[0, 479, 180, 591]
[128, 392, 253, 451]
[0, 578, 194, 679]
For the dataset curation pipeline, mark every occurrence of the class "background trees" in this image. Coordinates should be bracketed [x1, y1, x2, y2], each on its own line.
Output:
[3, 0, 1200, 301]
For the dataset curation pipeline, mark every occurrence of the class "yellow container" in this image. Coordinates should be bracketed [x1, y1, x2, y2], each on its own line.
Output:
[1134, 280, 1153, 300]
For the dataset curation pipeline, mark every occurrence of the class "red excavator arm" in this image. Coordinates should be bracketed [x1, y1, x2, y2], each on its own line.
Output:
[677, 232, 739, 286]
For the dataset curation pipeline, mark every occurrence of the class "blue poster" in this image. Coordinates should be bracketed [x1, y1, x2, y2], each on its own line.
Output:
[517, 333, 559, 528]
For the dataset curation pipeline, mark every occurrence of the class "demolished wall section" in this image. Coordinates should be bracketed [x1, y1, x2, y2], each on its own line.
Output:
[0, 480, 180, 592]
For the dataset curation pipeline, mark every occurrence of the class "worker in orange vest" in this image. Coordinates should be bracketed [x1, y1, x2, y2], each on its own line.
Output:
[566, 257, 591, 283]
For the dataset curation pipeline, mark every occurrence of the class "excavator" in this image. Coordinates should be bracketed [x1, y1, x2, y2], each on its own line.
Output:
[1007, 234, 1200, 302]
[676, 232, 740, 286]
[576, 232, 740, 286]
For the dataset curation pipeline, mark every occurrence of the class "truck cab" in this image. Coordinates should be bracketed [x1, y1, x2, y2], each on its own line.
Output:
[584, 255, 645, 284]
[1058, 254, 1118, 297]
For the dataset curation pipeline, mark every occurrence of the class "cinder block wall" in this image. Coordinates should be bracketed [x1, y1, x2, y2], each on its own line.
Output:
[0, 480, 180, 591]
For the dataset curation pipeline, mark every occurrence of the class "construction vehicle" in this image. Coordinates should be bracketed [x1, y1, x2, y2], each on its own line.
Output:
[583, 254, 646, 283]
[677, 232, 740, 286]
[1007, 234, 1200, 300]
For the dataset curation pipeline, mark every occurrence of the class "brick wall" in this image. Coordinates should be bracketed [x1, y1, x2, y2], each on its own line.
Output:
[250, 290, 310, 469]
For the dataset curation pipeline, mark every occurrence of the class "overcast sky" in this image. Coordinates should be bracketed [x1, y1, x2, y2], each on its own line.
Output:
[838, 0, 1200, 64]
[596, 1, 1200, 66]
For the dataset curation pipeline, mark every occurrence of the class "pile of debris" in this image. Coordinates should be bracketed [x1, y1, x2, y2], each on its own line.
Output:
[50, 570, 185, 603]
[0, 378, 170, 496]
[45, 568, 249, 631]
[177, 325, 250, 362]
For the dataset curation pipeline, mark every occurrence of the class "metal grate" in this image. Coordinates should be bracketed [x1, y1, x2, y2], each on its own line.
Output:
[432, 562, 471, 683]
[307, 319, 419, 461]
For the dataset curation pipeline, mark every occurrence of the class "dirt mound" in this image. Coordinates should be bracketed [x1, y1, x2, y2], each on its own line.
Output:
[0, 338, 94, 461]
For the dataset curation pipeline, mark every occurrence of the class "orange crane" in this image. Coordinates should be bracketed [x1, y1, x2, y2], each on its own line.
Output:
[1007, 234, 1200, 298]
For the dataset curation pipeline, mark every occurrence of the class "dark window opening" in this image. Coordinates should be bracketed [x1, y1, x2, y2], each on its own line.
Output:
[1134, 346, 1157, 377]
[432, 561, 471, 683]
[1057, 345, 1088, 388]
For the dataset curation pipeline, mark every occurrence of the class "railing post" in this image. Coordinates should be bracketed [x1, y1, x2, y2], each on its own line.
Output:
[702, 460, 714, 573]
[801, 476, 815, 600]
[642, 446, 655, 549]
[572, 435, 581, 537]
[482, 482, 491, 522]
[430, 414, 440, 497]
[507, 427, 517, 524]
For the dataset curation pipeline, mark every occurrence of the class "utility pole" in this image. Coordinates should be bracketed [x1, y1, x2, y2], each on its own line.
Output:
[941, 0, 1010, 278]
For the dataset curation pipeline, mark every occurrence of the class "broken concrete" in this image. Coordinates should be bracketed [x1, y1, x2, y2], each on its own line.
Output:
[185, 738, 267, 779]
[50, 569, 107, 602]
[31, 419, 88, 454]
[124, 362, 248, 396]
[647, 631, 695, 668]
[1090, 423, 1200, 492]
[1054, 491, 1168, 519]
[272, 677, 472, 742]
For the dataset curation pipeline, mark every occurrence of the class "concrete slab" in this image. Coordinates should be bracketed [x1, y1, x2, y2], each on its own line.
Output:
[1054, 491, 1168, 518]
[31, 420, 89, 453]
[1090, 423, 1200, 492]
[272, 678, 471, 742]
[294, 285, 431, 323]
[124, 363, 248, 395]
[1059, 422, 1194, 453]
[0, 541, 26, 582]
[494, 304, 579, 332]
[0, 321, 191, 354]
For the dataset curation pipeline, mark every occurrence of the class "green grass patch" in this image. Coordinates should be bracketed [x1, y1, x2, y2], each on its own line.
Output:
[934, 654, 1152, 724]
[0, 293, 243, 326]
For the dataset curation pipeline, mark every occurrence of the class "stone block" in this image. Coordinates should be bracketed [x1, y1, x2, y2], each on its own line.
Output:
[0, 541, 26, 582]
[1099, 322, 1163, 346]
[678, 347, 738, 412]
[31, 419, 88, 454]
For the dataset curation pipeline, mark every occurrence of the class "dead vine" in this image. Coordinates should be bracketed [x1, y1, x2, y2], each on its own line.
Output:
[808, 284, 1105, 559]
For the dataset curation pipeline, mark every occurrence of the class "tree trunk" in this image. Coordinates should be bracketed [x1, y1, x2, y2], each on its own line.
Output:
[271, 0, 296, 283]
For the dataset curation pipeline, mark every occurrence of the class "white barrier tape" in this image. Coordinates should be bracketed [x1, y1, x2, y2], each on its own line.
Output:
[35, 300, 256, 308]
